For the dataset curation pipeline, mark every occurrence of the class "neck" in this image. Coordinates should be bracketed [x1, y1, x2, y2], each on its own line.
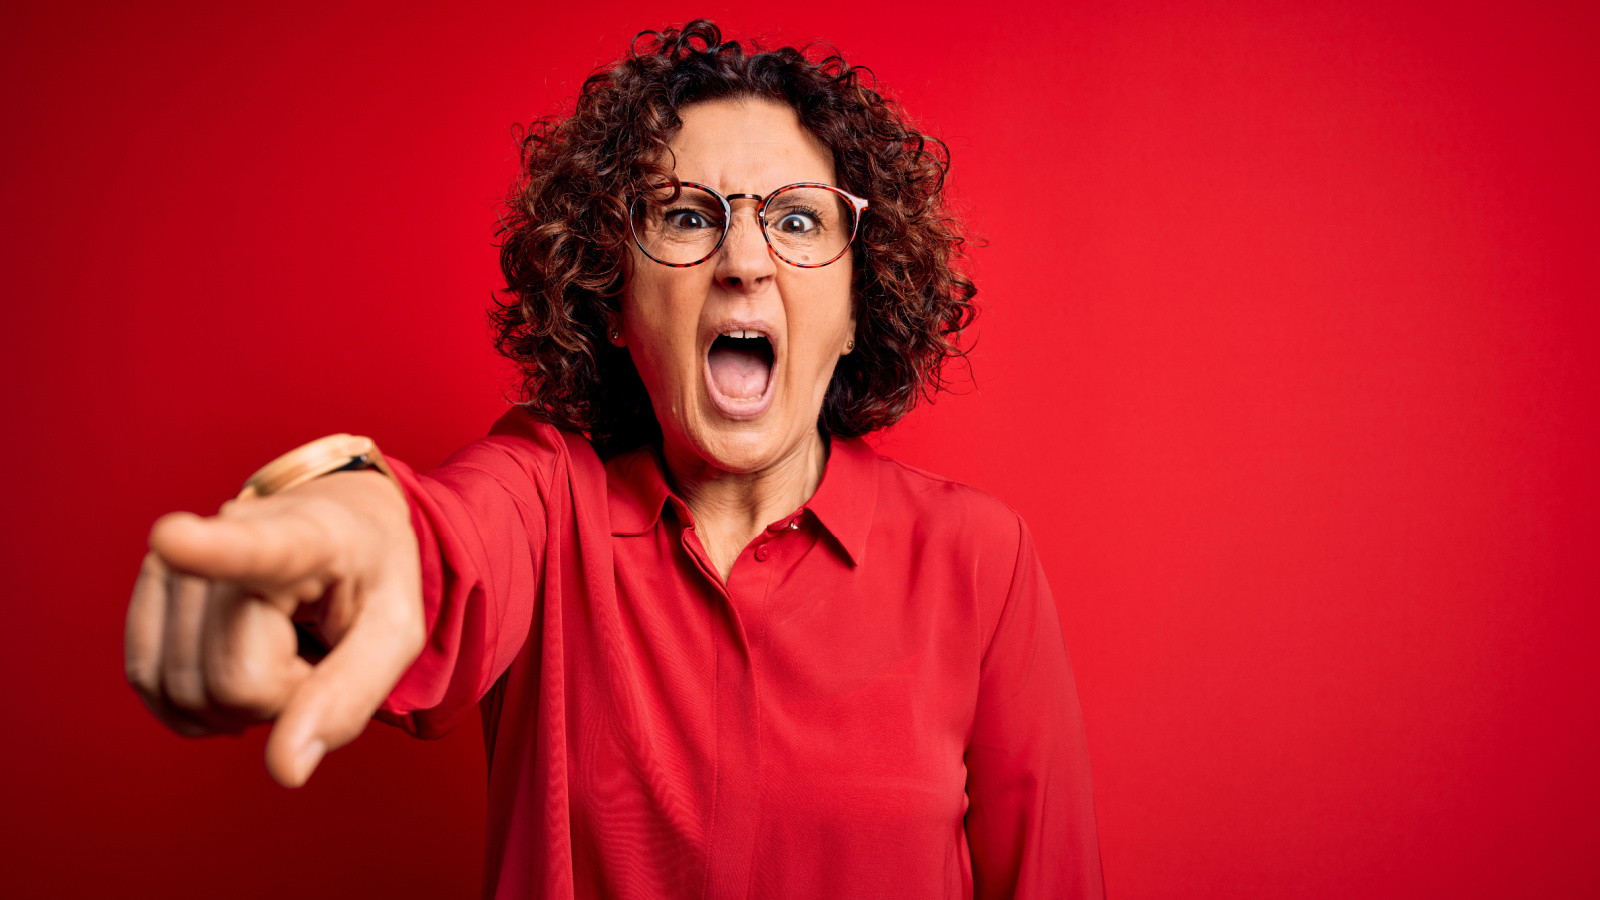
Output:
[663, 430, 829, 581]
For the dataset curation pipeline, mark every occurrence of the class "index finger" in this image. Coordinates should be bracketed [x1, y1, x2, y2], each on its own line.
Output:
[148, 505, 333, 591]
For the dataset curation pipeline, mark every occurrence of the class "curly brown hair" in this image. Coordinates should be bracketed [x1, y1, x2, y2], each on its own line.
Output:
[492, 20, 976, 456]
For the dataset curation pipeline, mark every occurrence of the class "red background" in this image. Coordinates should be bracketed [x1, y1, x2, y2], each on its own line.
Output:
[3, 1, 1597, 896]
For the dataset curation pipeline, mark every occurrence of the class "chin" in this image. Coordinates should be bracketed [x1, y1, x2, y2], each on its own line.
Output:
[684, 415, 796, 475]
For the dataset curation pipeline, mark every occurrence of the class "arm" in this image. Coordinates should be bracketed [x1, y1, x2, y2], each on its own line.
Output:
[376, 414, 567, 737]
[964, 518, 1105, 899]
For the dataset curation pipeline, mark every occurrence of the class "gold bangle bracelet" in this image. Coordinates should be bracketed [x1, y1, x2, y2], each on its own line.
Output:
[237, 434, 396, 501]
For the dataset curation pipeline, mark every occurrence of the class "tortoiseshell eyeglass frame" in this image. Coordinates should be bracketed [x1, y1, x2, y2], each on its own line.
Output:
[628, 181, 870, 269]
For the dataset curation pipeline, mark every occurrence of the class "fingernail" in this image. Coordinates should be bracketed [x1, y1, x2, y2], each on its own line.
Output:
[296, 739, 326, 782]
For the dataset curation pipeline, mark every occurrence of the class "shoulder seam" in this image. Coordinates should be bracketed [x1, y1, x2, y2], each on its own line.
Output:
[876, 454, 968, 487]
[979, 508, 1030, 671]
[441, 436, 563, 501]
[875, 455, 1026, 520]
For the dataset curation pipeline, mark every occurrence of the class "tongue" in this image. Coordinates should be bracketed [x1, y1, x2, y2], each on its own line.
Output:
[708, 343, 770, 399]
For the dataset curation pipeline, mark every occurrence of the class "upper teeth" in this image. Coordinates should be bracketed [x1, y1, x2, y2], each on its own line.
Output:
[723, 329, 758, 339]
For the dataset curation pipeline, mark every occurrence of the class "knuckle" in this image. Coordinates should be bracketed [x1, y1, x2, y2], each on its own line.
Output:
[163, 668, 209, 712]
[204, 653, 277, 711]
[124, 658, 154, 691]
[137, 550, 167, 580]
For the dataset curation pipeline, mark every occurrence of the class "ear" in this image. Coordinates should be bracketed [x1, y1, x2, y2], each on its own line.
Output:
[605, 310, 627, 347]
[841, 316, 857, 355]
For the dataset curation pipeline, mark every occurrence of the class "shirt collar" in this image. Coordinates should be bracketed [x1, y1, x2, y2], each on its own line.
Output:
[605, 446, 676, 536]
[605, 436, 879, 566]
[801, 436, 878, 567]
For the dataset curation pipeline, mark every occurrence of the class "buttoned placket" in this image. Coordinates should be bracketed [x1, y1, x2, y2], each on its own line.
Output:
[676, 509, 808, 900]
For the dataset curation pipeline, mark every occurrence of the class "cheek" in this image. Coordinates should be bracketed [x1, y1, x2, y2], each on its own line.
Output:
[623, 276, 705, 391]
[783, 270, 855, 369]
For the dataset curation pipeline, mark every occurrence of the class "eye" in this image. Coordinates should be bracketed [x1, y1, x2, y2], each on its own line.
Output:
[774, 211, 819, 234]
[664, 209, 716, 230]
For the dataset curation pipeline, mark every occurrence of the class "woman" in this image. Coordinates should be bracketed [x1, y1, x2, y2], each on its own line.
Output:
[124, 22, 1104, 899]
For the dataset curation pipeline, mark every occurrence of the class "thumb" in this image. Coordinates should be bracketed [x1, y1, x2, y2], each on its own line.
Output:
[262, 582, 424, 787]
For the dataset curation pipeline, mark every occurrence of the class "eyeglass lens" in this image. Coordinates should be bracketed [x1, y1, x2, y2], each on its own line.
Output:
[631, 185, 857, 267]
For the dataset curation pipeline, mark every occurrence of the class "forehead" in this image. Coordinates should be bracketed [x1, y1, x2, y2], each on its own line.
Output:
[668, 97, 836, 192]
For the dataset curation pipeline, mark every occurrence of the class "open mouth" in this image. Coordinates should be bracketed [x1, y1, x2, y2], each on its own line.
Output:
[705, 329, 776, 417]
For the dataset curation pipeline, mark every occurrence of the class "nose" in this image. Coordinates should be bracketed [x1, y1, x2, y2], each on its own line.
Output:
[713, 200, 776, 291]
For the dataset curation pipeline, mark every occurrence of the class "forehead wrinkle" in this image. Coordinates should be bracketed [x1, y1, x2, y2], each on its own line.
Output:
[667, 98, 836, 195]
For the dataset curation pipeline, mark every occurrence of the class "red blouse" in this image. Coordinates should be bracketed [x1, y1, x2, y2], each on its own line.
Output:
[377, 408, 1103, 899]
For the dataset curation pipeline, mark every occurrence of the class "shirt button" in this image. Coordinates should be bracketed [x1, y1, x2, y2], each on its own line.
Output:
[755, 546, 770, 561]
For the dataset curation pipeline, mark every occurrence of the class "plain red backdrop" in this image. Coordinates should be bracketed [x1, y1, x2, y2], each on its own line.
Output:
[3, 0, 1597, 896]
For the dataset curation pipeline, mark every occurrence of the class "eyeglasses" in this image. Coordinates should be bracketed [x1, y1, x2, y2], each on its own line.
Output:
[629, 181, 869, 269]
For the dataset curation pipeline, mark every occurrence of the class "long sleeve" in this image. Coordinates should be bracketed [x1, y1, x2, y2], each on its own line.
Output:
[964, 518, 1105, 899]
[376, 411, 568, 738]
